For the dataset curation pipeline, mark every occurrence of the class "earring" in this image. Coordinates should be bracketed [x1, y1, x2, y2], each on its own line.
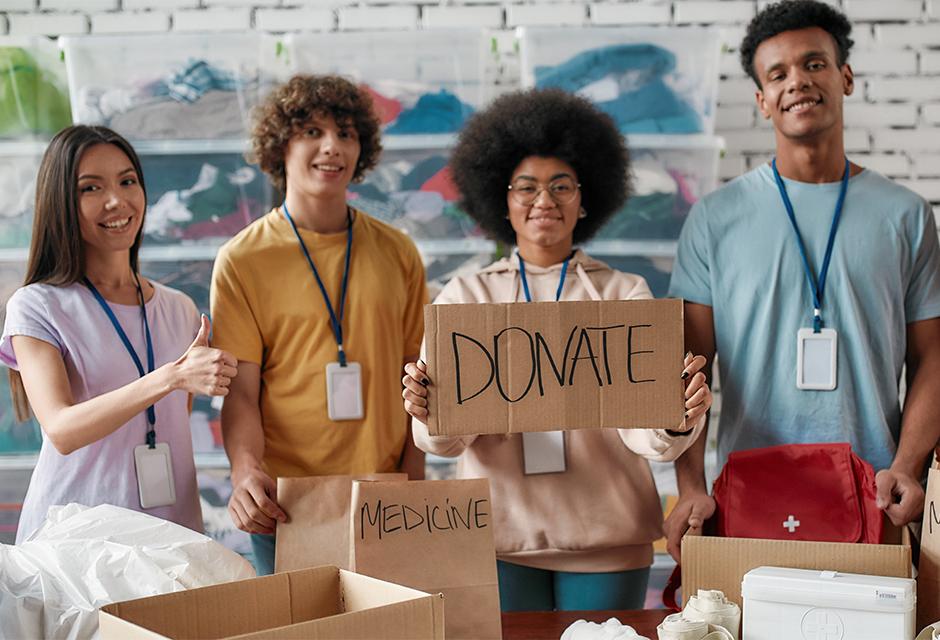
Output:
[578, 207, 587, 219]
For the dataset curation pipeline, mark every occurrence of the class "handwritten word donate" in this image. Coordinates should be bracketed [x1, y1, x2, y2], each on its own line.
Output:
[425, 299, 685, 436]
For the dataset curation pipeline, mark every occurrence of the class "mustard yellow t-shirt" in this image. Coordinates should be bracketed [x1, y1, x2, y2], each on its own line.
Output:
[210, 208, 427, 479]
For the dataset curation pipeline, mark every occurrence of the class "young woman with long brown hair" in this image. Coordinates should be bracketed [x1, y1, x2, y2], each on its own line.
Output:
[1, 125, 237, 542]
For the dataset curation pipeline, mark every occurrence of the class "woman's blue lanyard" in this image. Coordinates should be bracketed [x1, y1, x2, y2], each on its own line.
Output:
[771, 157, 850, 334]
[83, 275, 157, 447]
[282, 202, 353, 366]
[517, 252, 571, 302]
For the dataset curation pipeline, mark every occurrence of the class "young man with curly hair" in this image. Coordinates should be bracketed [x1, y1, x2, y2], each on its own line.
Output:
[210, 75, 427, 574]
[401, 88, 714, 611]
[665, 0, 940, 558]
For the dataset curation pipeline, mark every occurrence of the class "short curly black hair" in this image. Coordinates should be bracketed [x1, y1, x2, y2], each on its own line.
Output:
[248, 74, 382, 193]
[740, 0, 853, 87]
[449, 88, 629, 246]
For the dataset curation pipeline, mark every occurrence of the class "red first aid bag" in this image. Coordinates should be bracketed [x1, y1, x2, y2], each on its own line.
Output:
[712, 442, 883, 543]
[664, 442, 883, 610]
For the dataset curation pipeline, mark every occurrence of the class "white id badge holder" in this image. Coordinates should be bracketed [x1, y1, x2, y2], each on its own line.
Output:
[326, 361, 364, 421]
[796, 328, 838, 390]
[134, 442, 176, 508]
[522, 431, 567, 474]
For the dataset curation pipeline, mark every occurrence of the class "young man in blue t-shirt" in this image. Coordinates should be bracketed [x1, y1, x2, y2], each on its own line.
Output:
[665, 0, 940, 559]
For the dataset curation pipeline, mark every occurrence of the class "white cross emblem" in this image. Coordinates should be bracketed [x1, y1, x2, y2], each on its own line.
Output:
[802, 609, 844, 640]
[783, 514, 801, 533]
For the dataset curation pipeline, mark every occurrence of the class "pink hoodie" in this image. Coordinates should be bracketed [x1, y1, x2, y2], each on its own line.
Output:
[413, 250, 705, 572]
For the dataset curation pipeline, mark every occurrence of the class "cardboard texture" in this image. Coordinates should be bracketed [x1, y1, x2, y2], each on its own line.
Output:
[275, 473, 407, 573]
[682, 534, 912, 611]
[919, 462, 940, 631]
[98, 565, 444, 639]
[275, 477, 501, 640]
[424, 299, 685, 436]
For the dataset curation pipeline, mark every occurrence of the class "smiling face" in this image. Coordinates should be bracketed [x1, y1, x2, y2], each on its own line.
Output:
[507, 156, 581, 255]
[76, 143, 146, 256]
[283, 113, 361, 202]
[753, 27, 854, 142]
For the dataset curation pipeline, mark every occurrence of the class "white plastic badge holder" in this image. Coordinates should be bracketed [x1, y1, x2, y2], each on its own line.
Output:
[326, 361, 364, 421]
[523, 431, 566, 474]
[796, 328, 837, 390]
[134, 442, 176, 509]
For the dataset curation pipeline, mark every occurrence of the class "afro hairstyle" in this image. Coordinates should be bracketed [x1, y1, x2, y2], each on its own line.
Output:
[449, 88, 629, 246]
[248, 74, 382, 193]
[740, 0, 854, 87]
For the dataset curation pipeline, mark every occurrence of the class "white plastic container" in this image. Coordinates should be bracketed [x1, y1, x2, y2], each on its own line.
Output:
[742, 566, 915, 640]
[59, 33, 271, 139]
[517, 26, 721, 135]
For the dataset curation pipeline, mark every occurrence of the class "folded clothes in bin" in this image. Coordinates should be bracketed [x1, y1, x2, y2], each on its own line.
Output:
[0, 46, 72, 137]
[0, 503, 254, 640]
[535, 44, 702, 134]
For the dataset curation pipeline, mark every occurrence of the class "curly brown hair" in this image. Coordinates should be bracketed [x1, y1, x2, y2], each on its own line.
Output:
[248, 74, 383, 193]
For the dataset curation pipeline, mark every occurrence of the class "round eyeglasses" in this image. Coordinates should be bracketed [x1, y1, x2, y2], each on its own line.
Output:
[508, 176, 580, 206]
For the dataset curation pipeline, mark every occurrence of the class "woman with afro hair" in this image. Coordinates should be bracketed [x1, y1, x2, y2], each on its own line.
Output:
[402, 89, 712, 611]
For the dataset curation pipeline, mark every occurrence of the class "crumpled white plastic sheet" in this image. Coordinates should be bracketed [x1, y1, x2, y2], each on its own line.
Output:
[561, 617, 651, 640]
[0, 503, 255, 640]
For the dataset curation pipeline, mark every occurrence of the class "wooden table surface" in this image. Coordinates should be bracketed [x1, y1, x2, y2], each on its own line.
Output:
[501, 609, 669, 639]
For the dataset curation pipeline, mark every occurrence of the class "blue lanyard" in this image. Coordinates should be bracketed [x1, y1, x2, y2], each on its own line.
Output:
[282, 202, 353, 366]
[772, 157, 850, 334]
[517, 252, 571, 302]
[83, 275, 157, 447]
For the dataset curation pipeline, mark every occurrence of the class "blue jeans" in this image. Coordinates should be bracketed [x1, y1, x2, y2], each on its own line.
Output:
[496, 560, 650, 611]
[250, 532, 276, 576]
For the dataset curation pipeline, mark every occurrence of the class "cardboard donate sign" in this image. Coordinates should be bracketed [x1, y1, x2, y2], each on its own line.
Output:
[425, 298, 685, 436]
[919, 460, 940, 631]
[276, 477, 501, 640]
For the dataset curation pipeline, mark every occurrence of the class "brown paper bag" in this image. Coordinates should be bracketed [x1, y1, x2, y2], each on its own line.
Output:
[274, 473, 406, 573]
[919, 461, 940, 631]
[351, 479, 501, 640]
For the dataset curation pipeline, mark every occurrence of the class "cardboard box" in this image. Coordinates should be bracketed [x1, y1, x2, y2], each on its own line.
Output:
[424, 299, 685, 436]
[681, 533, 912, 610]
[275, 478, 501, 640]
[919, 462, 940, 631]
[98, 565, 444, 640]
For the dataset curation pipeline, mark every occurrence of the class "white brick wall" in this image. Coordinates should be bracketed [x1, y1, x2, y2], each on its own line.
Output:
[674, 1, 753, 24]
[256, 8, 334, 32]
[91, 10, 170, 33]
[590, 2, 671, 26]
[507, 4, 585, 27]
[8, 12, 86, 35]
[173, 7, 250, 31]
[423, 6, 503, 29]
[338, 6, 418, 30]
[42, 0, 117, 10]
[0, 0, 938, 206]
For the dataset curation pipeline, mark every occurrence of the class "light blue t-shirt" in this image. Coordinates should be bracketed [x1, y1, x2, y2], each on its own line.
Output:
[669, 163, 940, 472]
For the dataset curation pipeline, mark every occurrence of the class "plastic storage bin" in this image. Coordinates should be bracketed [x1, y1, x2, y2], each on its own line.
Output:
[60, 33, 271, 140]
[285, 30, 487, 135]
[0, 36, 71, 140]
[742, 566, 915, 640]
[348, 143, 481, 241]
[518, 26, 721, 135]
[592, 134, 723, 244]
[0, 146, 42, 249]
[136, 144, 272, 246]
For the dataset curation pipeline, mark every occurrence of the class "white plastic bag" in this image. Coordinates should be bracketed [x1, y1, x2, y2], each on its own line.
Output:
[0, 503, 255, 640]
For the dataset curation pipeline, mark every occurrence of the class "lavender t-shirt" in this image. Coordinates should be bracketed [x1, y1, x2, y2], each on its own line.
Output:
[1, 280, 203, 542]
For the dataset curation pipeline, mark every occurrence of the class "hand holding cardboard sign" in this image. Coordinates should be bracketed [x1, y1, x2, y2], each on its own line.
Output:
[681, 353, 712, 431]
[402, 359, 430, 423]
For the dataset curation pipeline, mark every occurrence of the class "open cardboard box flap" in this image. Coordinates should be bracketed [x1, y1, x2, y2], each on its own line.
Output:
[681, 526, 913, 609]
[99, 565, 444, 640]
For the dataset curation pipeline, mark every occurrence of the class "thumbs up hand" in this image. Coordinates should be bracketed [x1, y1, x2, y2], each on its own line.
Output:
[171, 314, 238, 396]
